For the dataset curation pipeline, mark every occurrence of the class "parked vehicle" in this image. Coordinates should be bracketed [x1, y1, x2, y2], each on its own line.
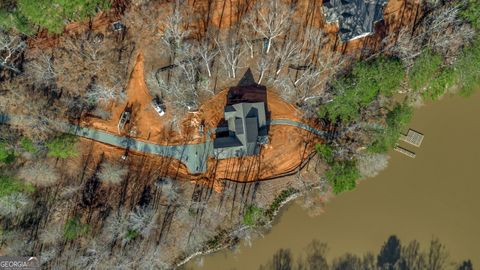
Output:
[112, 21, 126, 31]
[151, 97, 166, 116]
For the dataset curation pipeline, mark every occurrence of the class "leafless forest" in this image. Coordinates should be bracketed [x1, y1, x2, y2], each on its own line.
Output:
[0, 0, 478, 269]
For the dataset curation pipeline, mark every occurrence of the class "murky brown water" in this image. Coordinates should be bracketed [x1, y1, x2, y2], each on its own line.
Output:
[187, 91, 480, 269]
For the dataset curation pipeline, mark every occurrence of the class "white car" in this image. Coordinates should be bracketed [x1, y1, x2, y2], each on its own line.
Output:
[151, 98, 166, 116]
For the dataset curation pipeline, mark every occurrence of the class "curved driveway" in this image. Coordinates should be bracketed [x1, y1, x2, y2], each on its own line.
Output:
[1, 114, 325, 174]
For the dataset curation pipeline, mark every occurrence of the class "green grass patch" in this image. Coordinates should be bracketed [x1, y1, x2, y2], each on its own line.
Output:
[453, 38, 480, 97]
[20, 137, 37, 153]
[243, 205, 263, 226]
[0, 175, 34, 198]
[1, 0, 110, 34]
[409, 50, 443, 92]
[64, 217, 90, 240]
[46, 134, 78, 159]
[461, 0, 480, 30]
[423, 68, 455, 101]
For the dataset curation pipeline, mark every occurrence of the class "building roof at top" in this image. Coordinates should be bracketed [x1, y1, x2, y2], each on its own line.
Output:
[323, 0, 388, 41]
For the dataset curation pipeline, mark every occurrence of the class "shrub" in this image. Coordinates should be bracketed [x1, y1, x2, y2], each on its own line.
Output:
[46, 134, 78, 159]
[461, 0, 480, 30]
[325, 160, 360, 194]
[0, 142, 15, 164]
[352, 57, 405, 102]
[20, 137, 37, 153]
[423, 68, 455, 101]
[243, 205, 263, 226]
[409, 50, 443, 92]
[368, 104, 413, 153]
[125, 229, 139, 242]
[453, 38, 480, 97]
[315, 144, 334, 164]
[0, 175, 34, 197]
[64, 217, 90, 240]
[265, 188, 296, 219]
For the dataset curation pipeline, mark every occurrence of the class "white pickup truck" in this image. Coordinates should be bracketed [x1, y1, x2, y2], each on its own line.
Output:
[151, 98, 166, 117]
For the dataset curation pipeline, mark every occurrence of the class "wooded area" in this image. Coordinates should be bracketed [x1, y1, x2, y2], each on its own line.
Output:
[0, 0, 479, 268]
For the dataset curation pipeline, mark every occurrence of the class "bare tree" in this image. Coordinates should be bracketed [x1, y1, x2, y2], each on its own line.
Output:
[102, 208, 130, 244]
[273, 76, 296, 102]
[18, 161, 60, 187]
[40, 247, 58, 266]
[25, 52, 59, 84]
[294, 50, 344, 103]
[427, 238, 448, 270]
[155, 74, 198, 119]
[0, 31, 25, 73]
[357, 153, 389, 179]
[401, 240, 426, 270]
[39, 224, 63, 246]
[97, 161, 128, 185]
[386, 3, 474, 65]
[273, 38, 302, 76]
[160, 4, 191, 59]
[218, 34, 245, 79]
[85, 82, 125, 105]
[247, 1, 293, 54]
[156, 177, 182, 205]
[128, 206, 157, 238]
[256, 54, 271, 84]
[193, 36, 219, 78]
[0, 192, 31, 218]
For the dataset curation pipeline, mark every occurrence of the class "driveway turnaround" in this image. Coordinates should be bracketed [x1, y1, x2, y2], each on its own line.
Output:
[0, 114, 324, 174]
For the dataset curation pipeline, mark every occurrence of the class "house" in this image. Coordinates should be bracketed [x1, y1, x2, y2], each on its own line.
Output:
[213, 102, 268, 159]
[323, 0, 388, 41]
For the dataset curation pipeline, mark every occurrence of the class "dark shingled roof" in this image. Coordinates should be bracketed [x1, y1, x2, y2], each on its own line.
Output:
[213, 102, 267, 159]
[323, 0, 388, 41]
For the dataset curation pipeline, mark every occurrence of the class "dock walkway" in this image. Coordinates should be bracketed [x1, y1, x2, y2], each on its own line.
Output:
[394, 145, 416, 158]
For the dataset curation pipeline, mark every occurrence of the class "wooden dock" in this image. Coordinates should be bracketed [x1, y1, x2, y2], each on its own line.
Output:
[394, 145, 416, 158]
[400, 129, 424, 147]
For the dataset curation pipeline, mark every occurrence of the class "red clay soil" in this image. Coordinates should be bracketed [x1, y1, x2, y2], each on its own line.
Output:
[82, 52, 316, 143]
[80, 53, 322, 182]
[82, 53, 205, 145]
[206, 125, 321, 182]
[39, 0, 419, 182]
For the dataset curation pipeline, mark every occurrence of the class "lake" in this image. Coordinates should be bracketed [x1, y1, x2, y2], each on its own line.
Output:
[186, 90, 480, 269]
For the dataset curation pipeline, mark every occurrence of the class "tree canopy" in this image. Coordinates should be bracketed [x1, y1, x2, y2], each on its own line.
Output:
[409, 50, 443, 92]
[368, 104, 413, 153]
[46, 134, 78, 159]
[0, 0, 110, 34]
[0, 175, 34, 198]
[319, 57, 404, 123]
[325, 160, 360, 194]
